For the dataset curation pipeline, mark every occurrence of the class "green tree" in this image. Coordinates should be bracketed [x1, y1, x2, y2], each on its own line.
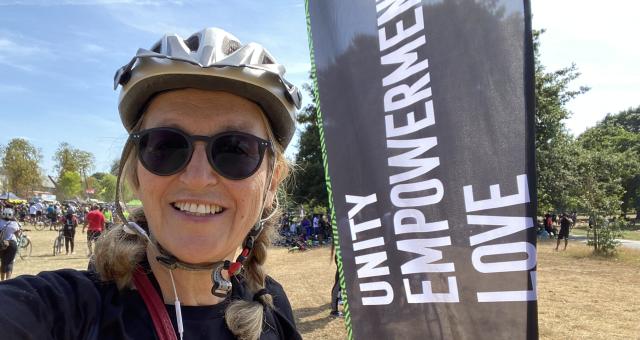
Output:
[57, 171, 82, 200]
[578, 107, 640, 216]
[54, 142, 78, 174]
[292, 82, 329, 211]
[99, 174, 117, 203]
[0, 138, 43, 198]
[533, 29, 589, 214]
[53, 143, 95, 194]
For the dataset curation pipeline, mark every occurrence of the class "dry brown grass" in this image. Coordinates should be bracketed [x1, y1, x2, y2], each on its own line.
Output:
[11, 230, 640, 339]
[537, 239, 640, 340]
[13, 227, 93, 276]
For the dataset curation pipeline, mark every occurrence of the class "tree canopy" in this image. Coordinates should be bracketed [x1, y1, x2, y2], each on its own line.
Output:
[53, 142, 95, 180]
[0, 138, 43, 197]
[291, 82, 329, 212]
[57, 171, 82, 200]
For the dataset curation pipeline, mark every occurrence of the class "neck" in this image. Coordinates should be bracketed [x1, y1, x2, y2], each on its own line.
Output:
[147, 246, 231, 306]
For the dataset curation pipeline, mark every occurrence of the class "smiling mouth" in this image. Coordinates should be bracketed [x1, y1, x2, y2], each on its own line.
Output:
[171, 202, 225, 216]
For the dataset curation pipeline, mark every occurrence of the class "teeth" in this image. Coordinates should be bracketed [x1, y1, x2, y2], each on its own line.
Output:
[174, 202, 222, 216]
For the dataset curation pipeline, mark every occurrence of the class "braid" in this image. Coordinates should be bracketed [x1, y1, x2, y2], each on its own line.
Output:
[225, 209, 279, 340]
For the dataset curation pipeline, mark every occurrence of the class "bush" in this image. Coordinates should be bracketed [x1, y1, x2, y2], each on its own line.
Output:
[587, 216, 623, 255]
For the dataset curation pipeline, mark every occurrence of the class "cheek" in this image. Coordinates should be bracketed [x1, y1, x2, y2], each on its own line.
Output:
[136, 163, 166, 209]
[233, 177, 267, 226]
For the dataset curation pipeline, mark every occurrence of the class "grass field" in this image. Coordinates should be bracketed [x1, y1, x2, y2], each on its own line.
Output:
[9, 228, 640, 339]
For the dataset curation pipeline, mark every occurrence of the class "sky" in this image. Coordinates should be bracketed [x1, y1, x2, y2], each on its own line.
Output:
[0, 0, 638, 177]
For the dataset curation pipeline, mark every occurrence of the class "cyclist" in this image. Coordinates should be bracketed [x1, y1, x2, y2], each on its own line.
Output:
[28, 203, 37, 224]
[103, 206, 113, 230]
[82, 205, 105, 257]
[34, 201, 44, 223]
[62, 208, 78, 255]
[0, 208, 21, 281]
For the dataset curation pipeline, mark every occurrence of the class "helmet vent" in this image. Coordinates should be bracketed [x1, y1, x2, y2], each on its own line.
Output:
[150, 41, 161, 53]
[262, 55, 273, 64]
[222, 37, 241, 56]
[184, 35, 200, 52]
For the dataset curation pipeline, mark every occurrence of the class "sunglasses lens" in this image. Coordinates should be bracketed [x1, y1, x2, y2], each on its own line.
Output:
[138, 130, 190, 175]
[211, 134, 263, 179]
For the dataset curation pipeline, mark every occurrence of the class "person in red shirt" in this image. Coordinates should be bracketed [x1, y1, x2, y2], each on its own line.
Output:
[83, 205, 105, 257]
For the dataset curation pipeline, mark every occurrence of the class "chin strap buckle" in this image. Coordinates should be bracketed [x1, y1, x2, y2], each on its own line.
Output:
[211, 262, 232, 298]
[209, 223, 265, 298]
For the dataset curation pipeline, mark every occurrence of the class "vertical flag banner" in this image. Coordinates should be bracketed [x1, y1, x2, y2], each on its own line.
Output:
[306, 0, 537, 339]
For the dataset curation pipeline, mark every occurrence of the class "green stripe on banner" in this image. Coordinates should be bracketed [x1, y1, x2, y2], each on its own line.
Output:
[304, 0, 353, 338]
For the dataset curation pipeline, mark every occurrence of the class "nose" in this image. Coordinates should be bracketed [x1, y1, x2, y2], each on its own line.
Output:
[178, 141, 220, 188]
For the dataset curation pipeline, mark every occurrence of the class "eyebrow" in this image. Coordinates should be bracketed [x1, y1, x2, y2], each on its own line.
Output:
[150, 120, 255, 135]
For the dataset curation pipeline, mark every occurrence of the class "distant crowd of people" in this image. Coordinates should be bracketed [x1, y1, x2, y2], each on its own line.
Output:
[0, 199, 132, 281]
[539, 212, 576, 251]
[2, 200, 122, 229]
[279, 211, 332, 246]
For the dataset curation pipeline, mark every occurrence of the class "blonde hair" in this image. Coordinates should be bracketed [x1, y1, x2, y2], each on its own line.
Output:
[94, 94, 292, 340]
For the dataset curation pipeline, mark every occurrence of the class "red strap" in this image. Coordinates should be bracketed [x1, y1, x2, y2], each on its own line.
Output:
[132, 266, 178, 340]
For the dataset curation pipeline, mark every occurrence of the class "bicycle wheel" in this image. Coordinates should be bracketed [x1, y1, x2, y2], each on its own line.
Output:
[19, 238, 32, 260]
[34, 221, 45, 231]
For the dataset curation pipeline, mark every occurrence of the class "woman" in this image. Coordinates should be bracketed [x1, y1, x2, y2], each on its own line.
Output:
[0, 27, 302, 340]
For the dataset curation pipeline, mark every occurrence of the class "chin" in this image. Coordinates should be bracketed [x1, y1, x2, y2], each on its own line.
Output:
[168, 237, 231, 264]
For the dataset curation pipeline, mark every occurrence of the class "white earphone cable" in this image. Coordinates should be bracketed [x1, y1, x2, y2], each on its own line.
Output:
[168, 269, 184, 340]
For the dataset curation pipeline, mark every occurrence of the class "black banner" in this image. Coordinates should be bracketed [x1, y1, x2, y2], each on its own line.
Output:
[306, 0, 537, 339]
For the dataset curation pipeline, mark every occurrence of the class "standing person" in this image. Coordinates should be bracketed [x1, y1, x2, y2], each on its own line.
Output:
[329, 251, 343, 317]
[0, 208, 21, 281]
[46, 204, 55, 229]
[83, 205, 105, 256]
[312, 214, 320, 237]
[28, 203, 37, 224]
[0, 27, 301, 339]
[301, 216, 312, 240]
[103, 206, 113, 230]
[62, 211, 79, 255]
[555, 213, 573, 251]
[34, 201, 44, 223]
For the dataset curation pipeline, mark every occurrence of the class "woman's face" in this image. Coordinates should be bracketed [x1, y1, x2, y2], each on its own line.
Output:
[136, 88, 274, 264]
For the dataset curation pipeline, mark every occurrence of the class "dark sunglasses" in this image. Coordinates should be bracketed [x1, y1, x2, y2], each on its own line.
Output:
[130, 127, 272, 180]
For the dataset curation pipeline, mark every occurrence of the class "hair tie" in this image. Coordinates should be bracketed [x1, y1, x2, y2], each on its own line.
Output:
[253, 289, 268, 302]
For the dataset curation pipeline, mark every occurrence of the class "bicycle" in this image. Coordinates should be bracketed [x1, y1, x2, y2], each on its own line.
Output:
[16, 229, 32, 260]
[52, 229, 65, 256]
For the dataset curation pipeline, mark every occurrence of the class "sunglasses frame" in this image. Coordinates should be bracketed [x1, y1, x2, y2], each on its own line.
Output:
[130, 127, 272, 180]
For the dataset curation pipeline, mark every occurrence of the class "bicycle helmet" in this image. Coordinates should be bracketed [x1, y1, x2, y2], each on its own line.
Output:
[2, 208, 14, 219]
[114, 27, 302, 147]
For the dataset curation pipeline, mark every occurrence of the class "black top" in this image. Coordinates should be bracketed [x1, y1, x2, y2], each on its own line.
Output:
[0, 268, 301, 339]
[560, 216, 572, 230]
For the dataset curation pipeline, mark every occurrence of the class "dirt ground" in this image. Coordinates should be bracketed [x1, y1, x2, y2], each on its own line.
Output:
[9, 229, 640, 339]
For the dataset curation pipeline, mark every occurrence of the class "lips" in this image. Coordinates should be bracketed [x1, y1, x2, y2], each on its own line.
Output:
[171, 201, 224, 216]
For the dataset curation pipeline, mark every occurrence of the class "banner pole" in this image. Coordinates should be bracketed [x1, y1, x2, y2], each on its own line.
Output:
[304, 0, 354, 339]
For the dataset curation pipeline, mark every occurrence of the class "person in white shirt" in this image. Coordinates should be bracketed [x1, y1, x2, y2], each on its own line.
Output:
[0, 208, 21, 280]
[28, 204, 37, 223]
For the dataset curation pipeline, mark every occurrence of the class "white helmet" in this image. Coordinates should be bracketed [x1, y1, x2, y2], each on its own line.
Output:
[114, 27, 302, 148]
[2, 208, 14, 219]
